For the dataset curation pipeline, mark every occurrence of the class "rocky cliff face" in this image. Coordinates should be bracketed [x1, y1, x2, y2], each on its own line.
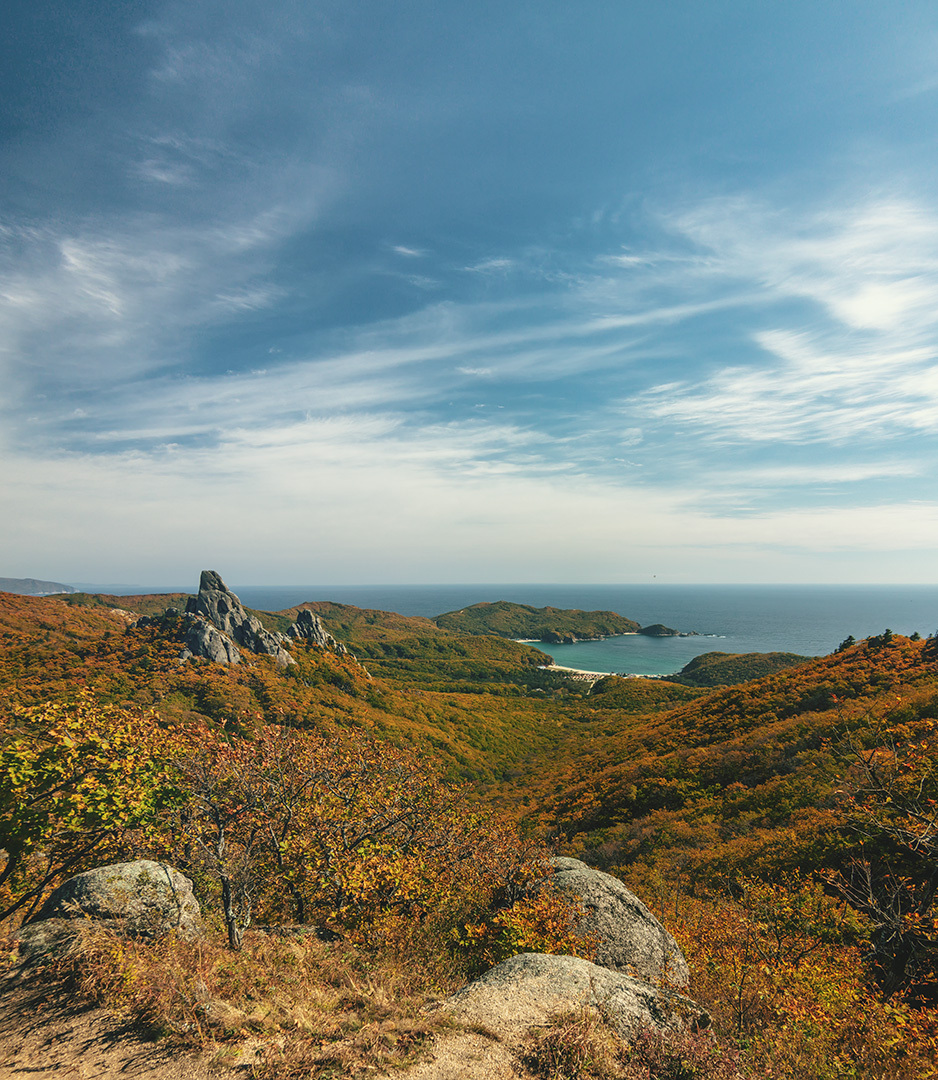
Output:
[147, 571, 348, 667]
[184, 570, 294, 665]
[288, 607, 348, 654]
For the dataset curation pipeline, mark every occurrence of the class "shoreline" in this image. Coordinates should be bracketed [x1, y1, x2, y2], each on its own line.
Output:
[515, 633, 638, 644]
[540, 664, 671, 680]
[540, 663, 613, 677]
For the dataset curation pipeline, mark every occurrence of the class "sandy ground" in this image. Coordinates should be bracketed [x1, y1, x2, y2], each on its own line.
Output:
[0, 966, 534, 1080]
[0, 968, 238, 1080]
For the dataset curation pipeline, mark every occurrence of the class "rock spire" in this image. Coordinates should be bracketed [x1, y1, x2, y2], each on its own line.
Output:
[172, 571, 346, 666]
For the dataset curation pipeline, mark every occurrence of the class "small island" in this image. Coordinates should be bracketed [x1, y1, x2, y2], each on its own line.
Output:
[636, 623, 699, 637]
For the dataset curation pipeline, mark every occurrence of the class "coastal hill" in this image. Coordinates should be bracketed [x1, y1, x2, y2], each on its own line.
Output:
[289, 600, 555, 690]
[3, 579, 938, 1075]
[434, 599, 641, 642]
[0, 576, 75, 596]
[662, 649, 811, 687]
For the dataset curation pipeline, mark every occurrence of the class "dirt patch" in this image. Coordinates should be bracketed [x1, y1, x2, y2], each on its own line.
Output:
[381, 1028, 526, 1080]
[0, 969, 240, 1080]
[0, 965, 540, 1080]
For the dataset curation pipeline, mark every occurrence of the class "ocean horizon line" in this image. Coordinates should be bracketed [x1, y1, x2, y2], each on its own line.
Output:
[68, 580, 938, 592]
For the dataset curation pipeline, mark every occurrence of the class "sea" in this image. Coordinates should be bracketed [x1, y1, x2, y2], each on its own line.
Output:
[80, 582, 938, 679]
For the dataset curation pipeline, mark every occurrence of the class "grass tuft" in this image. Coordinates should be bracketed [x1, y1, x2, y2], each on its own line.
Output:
[524, 1010, 745, 1080]
[43, 923, 455, 1078]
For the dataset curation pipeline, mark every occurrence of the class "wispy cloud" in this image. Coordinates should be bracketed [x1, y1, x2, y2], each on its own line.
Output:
[0, 197, 318, 400]
[707, 461, 921, 487]
[6, 154, 938, 581]
[465, 257, 515, 273]
[6, 422, 938, 582]
[670, 195, 938, 334]
[625, 193, 938, 446]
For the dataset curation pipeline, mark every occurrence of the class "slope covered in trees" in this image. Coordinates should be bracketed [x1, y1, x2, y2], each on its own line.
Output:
[3, 588, 938, 1076]
[0, 591, 581, 787]
[434, 600, 640, 641]
[535, 634, 937, 871]
[663, 650, 811, 687]
[523, 635, 938, 995]
[289, 600, 559, 691]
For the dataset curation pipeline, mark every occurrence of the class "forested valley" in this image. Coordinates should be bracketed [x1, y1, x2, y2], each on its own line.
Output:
[2, 585, 937, 1078]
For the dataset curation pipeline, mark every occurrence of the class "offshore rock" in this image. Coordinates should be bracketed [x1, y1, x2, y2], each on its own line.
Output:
[549, 857, 690, 988]
[638, 623, 699, 638]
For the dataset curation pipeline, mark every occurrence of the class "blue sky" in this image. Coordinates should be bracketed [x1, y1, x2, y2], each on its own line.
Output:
[4, 0, 938, 584]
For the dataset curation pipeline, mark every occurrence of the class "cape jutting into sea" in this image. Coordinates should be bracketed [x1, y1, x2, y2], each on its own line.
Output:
[84, 582, 938, 679]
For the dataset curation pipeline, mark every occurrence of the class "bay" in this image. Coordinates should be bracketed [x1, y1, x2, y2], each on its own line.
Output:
[85, 582, 938, 678]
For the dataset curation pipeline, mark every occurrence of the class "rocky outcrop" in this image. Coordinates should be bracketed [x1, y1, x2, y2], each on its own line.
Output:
[548, 857, 690, 988]
[185, 571, 294, 666]
[444, 952, 704, 1040]
[166, 571, 350, 667]
[409, 871, 700, 1078]
[288, 607, 348, 655]
[17, 860, 202, 962]
[181, 617, 243, 664]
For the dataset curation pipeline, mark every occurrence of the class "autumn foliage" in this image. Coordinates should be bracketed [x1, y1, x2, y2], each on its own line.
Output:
[4, 589, 938, 1076]
[0, 661, 586, 976]
[0, 694, 171, 923]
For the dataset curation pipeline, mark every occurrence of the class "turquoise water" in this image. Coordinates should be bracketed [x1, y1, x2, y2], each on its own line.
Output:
[89, 582, 938, 677]
[531, 634, 736, 677]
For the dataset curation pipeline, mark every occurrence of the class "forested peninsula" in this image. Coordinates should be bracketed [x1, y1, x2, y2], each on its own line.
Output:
[2, 572, 938, 1079]
[433, 599, 642, 641]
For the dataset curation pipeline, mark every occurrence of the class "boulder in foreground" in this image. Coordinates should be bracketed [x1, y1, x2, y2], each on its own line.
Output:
[548, 857, 690, 988]
[444, 952, 705, 1040]
[17, 860, 202, 961]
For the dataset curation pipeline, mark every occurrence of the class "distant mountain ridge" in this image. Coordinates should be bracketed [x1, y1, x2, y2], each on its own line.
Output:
[0, 577, 75, 596]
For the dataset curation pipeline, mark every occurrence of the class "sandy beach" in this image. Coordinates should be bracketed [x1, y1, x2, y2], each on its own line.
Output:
[540, 663, 612, 677]
[540, 664, 660, 680]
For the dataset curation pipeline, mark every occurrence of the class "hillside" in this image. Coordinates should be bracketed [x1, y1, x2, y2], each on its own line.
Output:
[434, 600, 640, 641]
[290, 600, 559, 692]
[4, 588, 938, 1077]
[663, 649, 811, 687]
[0, 591, 583, 788]
[58, 591, 191, 616]
[528, 632, 938, 894]
[0, 577, 75, 596]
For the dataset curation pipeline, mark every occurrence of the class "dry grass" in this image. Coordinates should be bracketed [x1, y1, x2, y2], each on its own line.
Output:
[41, 923, 458, 1078]
[523, 1007, 623, 1079]
[523, 1009, 746, 1080]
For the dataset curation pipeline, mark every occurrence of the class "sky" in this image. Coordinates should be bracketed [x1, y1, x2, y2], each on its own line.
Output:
[4, 0, 938, 585]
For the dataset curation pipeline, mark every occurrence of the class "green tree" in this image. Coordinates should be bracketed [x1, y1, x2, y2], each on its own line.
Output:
[0, 694, 170, 923]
